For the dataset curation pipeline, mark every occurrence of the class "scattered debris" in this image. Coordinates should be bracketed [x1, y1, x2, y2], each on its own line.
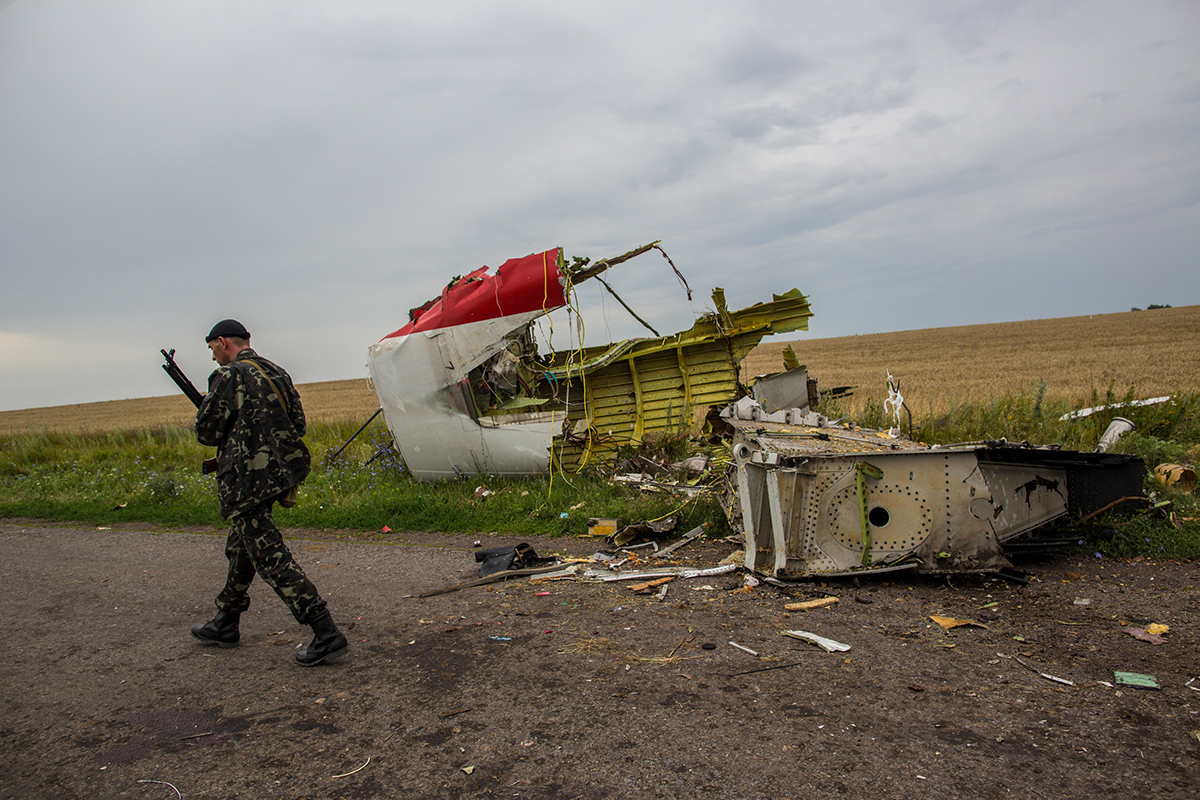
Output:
[649, 524, 708, 559]
[609, 516, 677, 547]
[728, 662, 804, 677]
[629, 577, 674, 593]
[1060, 396, 1173, 421]
[136, 780, 182, 799]
[420, 564, 570, 597]
[782, 630, 851, 653]
[729, 641, 759, 657]
[588, 564, 740, 583]
[1095, 417, 1136, 453]
[784, 596, 839, 612]
[931, 615, 989, 631]
[1000, 653, 1074, 686]
[1155, 463, 1196, 491]
[719, 550, 745, 567]
[586, 517, 618, 538]
[1126, 627, 1167, 645]
[331, 757, 372, 779]
[475, 543, 555, 577]
[440, 707, 470, 718]
[1114, 671, 1160, 690]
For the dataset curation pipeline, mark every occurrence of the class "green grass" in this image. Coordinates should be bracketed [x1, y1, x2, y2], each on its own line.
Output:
[2, 391, 1196, 560]
[0, 419, 724, 537]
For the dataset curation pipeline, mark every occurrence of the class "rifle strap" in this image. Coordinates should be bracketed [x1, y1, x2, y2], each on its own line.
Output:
[237, 358, 289, 415]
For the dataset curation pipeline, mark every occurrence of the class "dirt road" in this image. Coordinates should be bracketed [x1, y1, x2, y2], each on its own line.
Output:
[1, 522, 1196, 799]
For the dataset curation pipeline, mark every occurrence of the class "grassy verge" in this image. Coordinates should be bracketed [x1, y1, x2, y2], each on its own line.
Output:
[0, 420, 724, 537]
[1, 391, 1196, 559]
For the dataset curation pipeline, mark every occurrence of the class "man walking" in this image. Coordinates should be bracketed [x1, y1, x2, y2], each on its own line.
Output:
[189, 319, 347, 666]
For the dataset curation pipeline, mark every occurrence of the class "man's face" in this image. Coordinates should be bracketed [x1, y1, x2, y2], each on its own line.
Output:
[208, 337, 232, 366]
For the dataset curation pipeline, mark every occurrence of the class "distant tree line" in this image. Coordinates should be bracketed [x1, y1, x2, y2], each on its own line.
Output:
[1131, 304, 1173, 311]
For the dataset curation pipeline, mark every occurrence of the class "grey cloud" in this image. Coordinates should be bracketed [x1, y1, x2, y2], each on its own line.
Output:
[0, 0, 1197, 410]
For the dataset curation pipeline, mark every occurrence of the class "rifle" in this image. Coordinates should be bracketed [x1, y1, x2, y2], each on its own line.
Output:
[161, 348, 204, 408]
[161, 349, 218, 474]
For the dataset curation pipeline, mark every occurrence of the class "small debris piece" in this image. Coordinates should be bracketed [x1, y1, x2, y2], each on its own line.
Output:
[729, 641, 759, 657]
[136, 781, 182, 799]
[1146, 623, 1169, 635]
[785, 596, 839, 612]
[931, 615, 989, 631]
[908, 685, 924, 692]
[1073, 598, 1091, 606]
[461, 766, 475, 775]
[729, 662, 804, 677]
[1126, 628, 1167, 645]
[629, 576, 675, 592]
[719, 550, 745, 567]
[1000, 653, 1074, 686]
[586, 518, 618, 538]
[528, 565, 581, 582]
[701, 643, 717, 650]
[441, 707, 470, 718]
[589, 564, 739, 583]
[1154, 463, 1196, 491]
[331, 757, 372, 779]
[782, 630, 850, 652]
[1114, 671, 1160, 690]
[650, 524, 708, 559]
[655, 584, 669, 601]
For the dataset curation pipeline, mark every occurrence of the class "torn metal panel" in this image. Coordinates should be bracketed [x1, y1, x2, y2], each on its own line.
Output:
[545, 288, 813, 471]
[729, 414, 1144, 577]
[751, 366, 813, 413]
[368, 243, 813, 480]
[367, 248, 568, 479]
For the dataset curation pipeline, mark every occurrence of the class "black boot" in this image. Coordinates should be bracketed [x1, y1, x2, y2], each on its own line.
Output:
[191, 610, 240, 648]
[295, 611, 348, 666]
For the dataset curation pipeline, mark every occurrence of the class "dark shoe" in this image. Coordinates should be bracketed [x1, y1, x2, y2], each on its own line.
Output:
[191, 610, 240, 648]
[295, 611, 348, 666]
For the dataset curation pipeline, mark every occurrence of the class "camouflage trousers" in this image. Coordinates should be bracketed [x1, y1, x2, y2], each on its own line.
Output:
[214, 499, 326, 625]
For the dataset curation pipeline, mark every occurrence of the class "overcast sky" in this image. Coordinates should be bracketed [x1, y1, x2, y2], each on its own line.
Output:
[1, 0, 1197, 412]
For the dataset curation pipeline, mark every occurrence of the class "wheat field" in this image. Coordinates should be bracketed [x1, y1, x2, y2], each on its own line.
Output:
[2, 305, 1196, 435]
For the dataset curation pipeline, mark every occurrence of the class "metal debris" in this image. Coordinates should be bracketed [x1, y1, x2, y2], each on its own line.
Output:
[781, 630, 851, 652]
[784, 596, 839, 612]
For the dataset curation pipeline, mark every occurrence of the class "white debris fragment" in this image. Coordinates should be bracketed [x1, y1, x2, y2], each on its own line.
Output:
[782, 630, 851, 652]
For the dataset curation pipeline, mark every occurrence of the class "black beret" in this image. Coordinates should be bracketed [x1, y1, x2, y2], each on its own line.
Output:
[206, 319, 251, 343]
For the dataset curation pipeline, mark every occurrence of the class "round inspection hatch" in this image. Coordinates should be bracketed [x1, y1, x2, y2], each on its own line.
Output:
[827, 483, 933, 553]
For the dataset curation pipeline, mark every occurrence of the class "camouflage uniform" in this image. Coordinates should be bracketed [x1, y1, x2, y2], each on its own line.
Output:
[196, 349, 326, 625]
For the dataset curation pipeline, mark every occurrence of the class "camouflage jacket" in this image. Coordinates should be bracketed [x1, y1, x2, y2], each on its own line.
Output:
[195, 349, 311, 519]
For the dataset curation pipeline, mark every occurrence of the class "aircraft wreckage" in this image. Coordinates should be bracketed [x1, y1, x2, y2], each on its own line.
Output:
[367, 243, 1145, 578]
